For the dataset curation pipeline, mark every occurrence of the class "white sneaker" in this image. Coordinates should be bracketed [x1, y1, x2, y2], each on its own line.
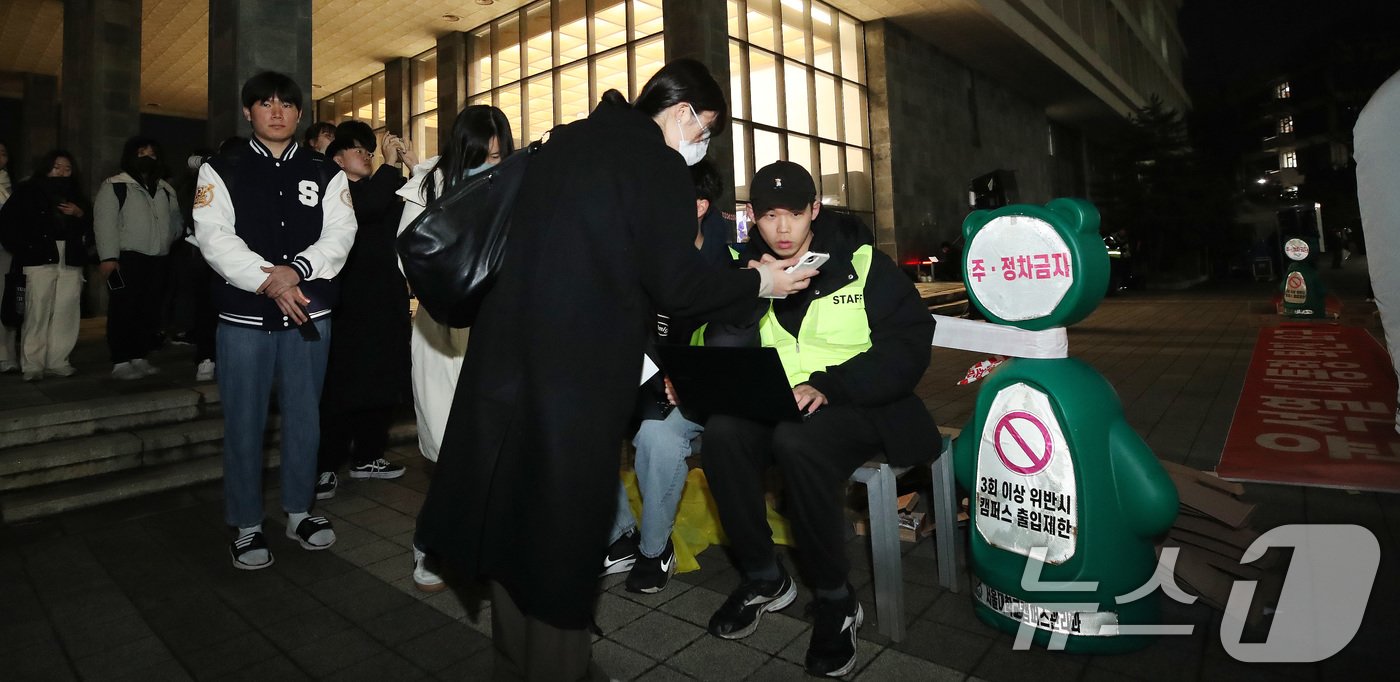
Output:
[131, 358, 160, 376]
[111, 362, 143, 380]
[195, 359, 215, 382]
[0, 360, 19, 374]
[413, 546, 446, 593]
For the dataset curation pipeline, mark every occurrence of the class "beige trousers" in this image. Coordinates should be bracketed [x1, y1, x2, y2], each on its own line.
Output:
[20, 242, 83, 373]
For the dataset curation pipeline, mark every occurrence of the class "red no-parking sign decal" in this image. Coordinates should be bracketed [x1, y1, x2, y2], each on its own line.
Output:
[976, 383, 1079, 563]
[994, 410, 1053, 475]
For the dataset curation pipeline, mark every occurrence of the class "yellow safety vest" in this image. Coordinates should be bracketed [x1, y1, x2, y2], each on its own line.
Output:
[758, 245, 874, 386]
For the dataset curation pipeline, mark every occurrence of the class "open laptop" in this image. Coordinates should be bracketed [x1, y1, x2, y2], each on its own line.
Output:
[655, 346, 805, 422]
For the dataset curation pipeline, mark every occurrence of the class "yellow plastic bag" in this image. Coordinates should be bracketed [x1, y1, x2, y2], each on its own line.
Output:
[620, 468, 793, 574]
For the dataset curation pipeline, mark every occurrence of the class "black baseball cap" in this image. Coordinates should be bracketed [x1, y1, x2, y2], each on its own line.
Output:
[748, 160, 816, 215]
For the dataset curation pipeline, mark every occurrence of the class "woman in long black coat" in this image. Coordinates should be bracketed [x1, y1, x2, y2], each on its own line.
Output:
[414, 60, 814, 678]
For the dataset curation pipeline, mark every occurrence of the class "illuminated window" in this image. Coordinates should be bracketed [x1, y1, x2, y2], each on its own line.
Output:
[315, 72, 389, 164]
[730, 0, 872, 222]
[1281, 150, 1298, 169]
[467, 0, 666, 147]
[410, 50, 439, 159]
[1278, 115, 1294, 134]
[1276, 81, 1291, 99]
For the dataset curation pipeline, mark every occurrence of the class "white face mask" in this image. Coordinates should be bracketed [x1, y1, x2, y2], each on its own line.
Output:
[468, 160, 495, 176]
[673, 105, 709, 167]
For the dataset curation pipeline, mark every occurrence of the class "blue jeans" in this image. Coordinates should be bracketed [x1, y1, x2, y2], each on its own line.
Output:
[219, 319, 332, 528]
[611, 409, 704, 558]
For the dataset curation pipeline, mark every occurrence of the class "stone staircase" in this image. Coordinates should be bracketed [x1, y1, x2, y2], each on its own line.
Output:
[0, 385, 415, 523]
[917, 282, 971, 317]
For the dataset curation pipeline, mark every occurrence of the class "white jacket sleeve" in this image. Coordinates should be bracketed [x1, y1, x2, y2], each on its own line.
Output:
[163, 181, 184, 247]
[92, 182, 121, 261]
[192, 163, 273, 293]
[290, 169, 357, 281]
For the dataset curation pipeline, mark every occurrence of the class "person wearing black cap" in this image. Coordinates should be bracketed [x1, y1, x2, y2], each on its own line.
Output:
[313, 122, 416, 496]
[701, 160, 937, 677]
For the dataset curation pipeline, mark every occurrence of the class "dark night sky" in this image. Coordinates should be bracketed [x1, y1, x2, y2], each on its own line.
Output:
[1179, 1, 1400, 99]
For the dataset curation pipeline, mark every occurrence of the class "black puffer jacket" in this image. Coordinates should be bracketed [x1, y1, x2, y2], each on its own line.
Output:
[722, 208, 939, 466]
[0, 177, 93, 268]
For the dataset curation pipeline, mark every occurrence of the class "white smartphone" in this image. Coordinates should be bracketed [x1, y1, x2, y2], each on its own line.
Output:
[785, 251, 830, 274]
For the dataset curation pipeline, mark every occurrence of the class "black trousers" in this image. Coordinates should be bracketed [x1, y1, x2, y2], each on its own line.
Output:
[317, 405, 395, 473]
[190, 250, 217, 363]
[703, 406, 882, 590]
[105, 251, 169, 363]
[489, 582, 606, 681]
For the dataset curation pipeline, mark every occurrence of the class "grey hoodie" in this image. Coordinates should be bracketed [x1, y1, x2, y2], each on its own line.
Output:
[93, 172, 182, 260]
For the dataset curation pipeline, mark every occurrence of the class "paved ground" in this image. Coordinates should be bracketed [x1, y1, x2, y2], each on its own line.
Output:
[1, 258, 1395, 680]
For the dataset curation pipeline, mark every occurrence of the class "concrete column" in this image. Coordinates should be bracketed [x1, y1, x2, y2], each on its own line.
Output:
[61, 0, 141, 193]
[864, 21, 900, 257]
[20, 74, 60, 176]
[207, 0, 313, 146]
[383, 58, 411, 138]
[663, 0, 735, 209]
[436, 32, 468, 150]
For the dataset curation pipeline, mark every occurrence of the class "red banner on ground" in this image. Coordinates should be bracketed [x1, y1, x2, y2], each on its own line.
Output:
[1218, 324, 1400, 492]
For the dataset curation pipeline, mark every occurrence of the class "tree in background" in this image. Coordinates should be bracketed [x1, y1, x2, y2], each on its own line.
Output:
[1094, 97, 1234, 281]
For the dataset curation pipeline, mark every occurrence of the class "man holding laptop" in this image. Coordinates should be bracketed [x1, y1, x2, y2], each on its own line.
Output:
[697, 161, 937, 677]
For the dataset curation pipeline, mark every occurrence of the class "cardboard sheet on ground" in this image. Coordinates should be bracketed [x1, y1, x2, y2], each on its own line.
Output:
[1217, 323, 1400, 492]
[619, 468, 793, 573]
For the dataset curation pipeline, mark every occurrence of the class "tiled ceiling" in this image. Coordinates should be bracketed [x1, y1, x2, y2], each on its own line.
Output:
[0, 0, 532, 119]
[0, 0, 1165, 126]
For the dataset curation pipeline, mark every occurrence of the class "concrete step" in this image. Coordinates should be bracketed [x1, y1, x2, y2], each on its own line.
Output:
[930, 299, 970, 317]
[0, 420, 418, 523]
[0, 385, 221, 449]
[921, 284, 969, 307]
[0, 416, 228, 492]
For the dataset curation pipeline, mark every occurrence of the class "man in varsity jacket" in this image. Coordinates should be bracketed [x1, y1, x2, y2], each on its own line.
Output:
[193, 72, 357, 570]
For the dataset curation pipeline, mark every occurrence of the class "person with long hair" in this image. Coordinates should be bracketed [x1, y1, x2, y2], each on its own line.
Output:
[93, 136, 183, 380]
[392, 104, 514, 593]
[413, 59, 816, 679]
[0, 150, 91, 381]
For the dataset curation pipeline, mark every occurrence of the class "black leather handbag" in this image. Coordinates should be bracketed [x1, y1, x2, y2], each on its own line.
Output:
[396, 139, 544, 328]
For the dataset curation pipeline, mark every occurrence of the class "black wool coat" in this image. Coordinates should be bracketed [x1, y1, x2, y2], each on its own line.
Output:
[322, 165, 411, 412]
[0, 179, 93, 268]
[415, 98, 762, 629]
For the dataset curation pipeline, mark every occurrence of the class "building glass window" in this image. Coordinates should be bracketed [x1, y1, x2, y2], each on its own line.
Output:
[1281, 150, 1298, 169]
[1278, 115, 1294, 134]
[315, 72, 389, 164]
[1276, 81, 1291, 99]
[411, 49, 440, 160]
[467, 0, 667, 147]
[729, 0, 873, 230]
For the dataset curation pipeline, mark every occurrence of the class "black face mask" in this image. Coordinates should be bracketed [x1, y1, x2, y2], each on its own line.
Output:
[132, 156, 162, 193]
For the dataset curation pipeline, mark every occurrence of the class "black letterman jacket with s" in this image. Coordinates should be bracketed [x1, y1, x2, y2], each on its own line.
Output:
[192, 138, 357, 331]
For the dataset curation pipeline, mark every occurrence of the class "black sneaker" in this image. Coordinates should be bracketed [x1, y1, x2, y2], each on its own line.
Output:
[804, 591, 864, 677]
[314, 472, 337, 500]
[601, 528, 639, 577]
[707, 565, 797, 640]
[625, 539, 676, 594]
[348, 458, 405, 479]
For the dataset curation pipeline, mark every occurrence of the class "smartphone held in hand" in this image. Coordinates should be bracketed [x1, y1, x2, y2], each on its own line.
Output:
[107, 269, 126, 291]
